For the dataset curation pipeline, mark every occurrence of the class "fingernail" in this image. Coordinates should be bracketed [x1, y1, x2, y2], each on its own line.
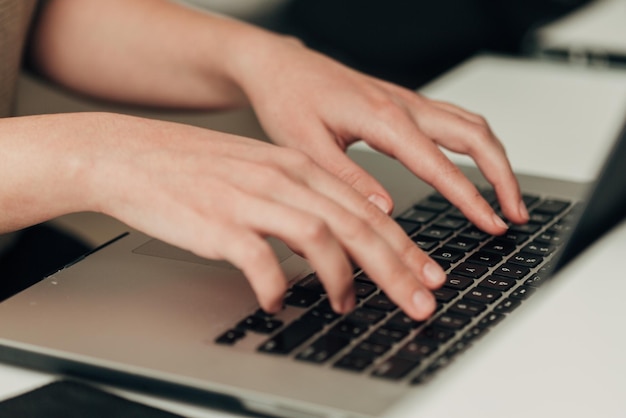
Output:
[423, 261, 445, 286]
[413, 289, 436, 316]
[368, 193, 391, 214]
[519, 199, 530, 221]
[492, 213, 508, 230]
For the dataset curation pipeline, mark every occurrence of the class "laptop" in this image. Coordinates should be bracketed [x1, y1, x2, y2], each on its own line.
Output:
[1, 68, 626, 418]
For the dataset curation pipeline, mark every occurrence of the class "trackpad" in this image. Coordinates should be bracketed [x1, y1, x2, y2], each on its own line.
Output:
[132, 237, 294, 270]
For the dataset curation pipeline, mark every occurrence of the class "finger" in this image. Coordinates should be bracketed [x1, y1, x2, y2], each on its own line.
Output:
[357, 107, 509, 235]
[206, 222, 288, 313]
[411, 106, 529, 225]
[238, 196, 355, 314]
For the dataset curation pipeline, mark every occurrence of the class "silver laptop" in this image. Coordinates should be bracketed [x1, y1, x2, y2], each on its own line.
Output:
[0, 107, 624, 417]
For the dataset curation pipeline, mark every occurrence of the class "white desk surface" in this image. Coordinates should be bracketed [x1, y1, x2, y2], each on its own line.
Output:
[4, 54, 626, 416]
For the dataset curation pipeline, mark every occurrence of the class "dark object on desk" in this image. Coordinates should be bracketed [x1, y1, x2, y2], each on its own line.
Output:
[0, 380, 183, 418]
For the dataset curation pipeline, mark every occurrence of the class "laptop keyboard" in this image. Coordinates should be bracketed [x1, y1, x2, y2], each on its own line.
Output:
[215, 189, 577, 384]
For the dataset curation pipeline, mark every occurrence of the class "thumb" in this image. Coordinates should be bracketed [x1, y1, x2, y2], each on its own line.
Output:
[316, 144, 395, 214]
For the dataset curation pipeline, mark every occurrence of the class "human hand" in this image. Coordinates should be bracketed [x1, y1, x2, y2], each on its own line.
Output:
[229, 35, 529, 234]
[61, 113, 445, 320]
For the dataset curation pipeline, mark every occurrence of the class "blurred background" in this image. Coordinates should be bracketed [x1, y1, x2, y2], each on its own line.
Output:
[183, 0, 592, 88]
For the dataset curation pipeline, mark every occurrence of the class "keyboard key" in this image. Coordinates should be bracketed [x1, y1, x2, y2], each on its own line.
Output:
[416, 325, 455, 343]
[353, 281, 377, 299]
[215, 329, 245, 345]
[386, 311, 425, 331]
[510, 286, 536, 300]
[434, 313, 470, 330]
[258, 316, 324, 354]
[295, 273, 325, 295]
[528, 211, 553, 224]
[445, 237, 479, 253]
[284, 288, 321, 308]
[431, 247, 464, 264]
[465, 287, 502, 304]
[534, 199, 570, 215]
[434, 217, 466, 230]
[522, 242, 555, 256]
[493, 263, 530, 280]
[509, 252, 543, 268]
[397, 207, 437, 224]
[459, 226, 489, 241]
[237, 315, 284, 334]
[451, 262, 489, 279]
[334, 353, 374, 372]
[364, 294, 397, 312]
[329, 319, 370, 340]
[396, 220, 421, 236]
[509, 222, 542, 234]
[444, 275, 474, 291]
[296, 334, 350, 363]
[467, 251, 502, 267]
[415, 199, 450, 213]
[372, 356, 421, 380]
[368, 327, 408, 345]
[499, 231, 530, 245]
[397, 338, 438, 361]
[478, 276, 516, 292]
[482, 239, 516, 256]
[535, 231, 565, 245]
[420, 226, 453, 241]
[477, 312, 505, 329]
[352, 340, 391, 358]
[412, 236, 439, 251]
[432, 287, 458, 304]
[494, 298, 521, 313]
[347, 308, 386, 326]
[449, 299, 486, 317]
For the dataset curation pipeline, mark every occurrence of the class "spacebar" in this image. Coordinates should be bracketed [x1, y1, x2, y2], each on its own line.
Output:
[258, 316, 325, 354]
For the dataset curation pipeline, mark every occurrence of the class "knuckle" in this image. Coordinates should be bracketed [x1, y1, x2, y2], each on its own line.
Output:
[301, 217, 332, 244]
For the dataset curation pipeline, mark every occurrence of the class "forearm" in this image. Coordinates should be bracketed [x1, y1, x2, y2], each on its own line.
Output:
[28, 0, 278, 109]
[0, 114, 95, 233]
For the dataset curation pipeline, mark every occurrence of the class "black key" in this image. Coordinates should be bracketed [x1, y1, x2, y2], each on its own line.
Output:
[477, 312, 505, 329]
[352, 340, 391, 359]
[434, 217, 466, 230]
[334, 353, 374, 372]
[509, 222, 542, 234]
[364, 294, 397, 312]
[419, 226, 453, 241]
[372, 356, 421, 379]
[494, 298, 521, 313]
[534, 199, 570, 215]
[478, 276, 516, 292]
[482, 239, 516, 256]
[397, 338, 438, 361]
[415, 199, 450, 213]
[535, 231, 565, 245]
[522, 194, 540, 208]
[528, 211, 553, 224]
[499, 231, 530, 245]
[412, 236, 439, 251]
[353, 281, 377, 299]
[305, 306, 340, 324]
[525, 273, 547, 288]
[431, 247, 464, 264]
[386, 311, 425, 331]
[354, 272, 373, 283]
[258, 316, 324, 354]
[432, 287, 458, 304]
[510, 285, 536, 300]
[427, 192, 449, 203]
[397, 207, 437, 224]
[509, 252, 543, 268]
[434, 259, 451, 271]
[434, 313, 470, 330]
[368, 327, 408, 345]
[465, 287, 502, 304]
[329, 319, 370, 340]
[447, 207, 467, 220]
[445, 237, 479, 253]
[522, 242, 555, 256]
[284, 288, 321, 308]
[445, 339, 471, 357]
[451, 262, 489, 279]
[215, 329, 245, 345]
[296, 334, 351, 363]
[295, 274, 325, 295]
[459, 226, 489, 241]
[467, 251, 502, 267]
[449, 299, 486, 317]
[493, 263, 530, 280]
[444, 275, 474, 291]
[237, 315, 283, 334]
[416, 325, 455, 343]
[347, 308, 386, 326]
[397, 220, 421, 236]
[462, 326, 488, 343]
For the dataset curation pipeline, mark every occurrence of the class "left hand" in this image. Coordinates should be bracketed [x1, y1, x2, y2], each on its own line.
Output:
[229, 34, 529, 235]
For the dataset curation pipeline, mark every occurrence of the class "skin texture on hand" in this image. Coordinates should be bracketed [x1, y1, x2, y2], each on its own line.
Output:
[0, 113, 444, 319]
[16, 0, 530, 320]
